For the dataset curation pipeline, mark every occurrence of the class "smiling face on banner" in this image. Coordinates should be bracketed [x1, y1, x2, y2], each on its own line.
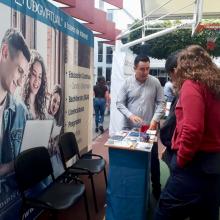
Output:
[29, 61, 43, 96]
[50, 92, 61, 116]
[0, 44, 28, 94]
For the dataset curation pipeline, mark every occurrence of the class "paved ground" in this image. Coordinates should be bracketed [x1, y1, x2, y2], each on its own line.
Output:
[92, 113, 110, 140]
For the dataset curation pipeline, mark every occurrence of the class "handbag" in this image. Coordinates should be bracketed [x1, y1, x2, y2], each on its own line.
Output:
[160, 97, 178, 150]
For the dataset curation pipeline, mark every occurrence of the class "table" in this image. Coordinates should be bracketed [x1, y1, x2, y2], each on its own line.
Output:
[105, 131, 154, 220]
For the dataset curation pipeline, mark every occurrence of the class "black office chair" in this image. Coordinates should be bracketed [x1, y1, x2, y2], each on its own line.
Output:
[59, 132, 107, 212]
[14, 147, 90, 220]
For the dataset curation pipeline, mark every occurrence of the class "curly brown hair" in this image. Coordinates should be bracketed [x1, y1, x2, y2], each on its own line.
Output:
[173, 45, 220, 97]
[23, 50, 47, 119]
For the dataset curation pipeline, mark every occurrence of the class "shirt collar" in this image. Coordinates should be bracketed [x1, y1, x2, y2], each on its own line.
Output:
[5, 93, 16, 112]
[134, 74, 149, 85]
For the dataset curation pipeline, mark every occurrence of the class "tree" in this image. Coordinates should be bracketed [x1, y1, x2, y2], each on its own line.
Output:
[127, 20, 220, 59]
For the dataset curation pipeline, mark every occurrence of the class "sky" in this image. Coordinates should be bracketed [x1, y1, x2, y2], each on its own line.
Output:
[98, 0, 142, 30]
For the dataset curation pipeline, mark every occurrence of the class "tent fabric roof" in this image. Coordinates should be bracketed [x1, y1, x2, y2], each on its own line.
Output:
[141, 0, 220, 19]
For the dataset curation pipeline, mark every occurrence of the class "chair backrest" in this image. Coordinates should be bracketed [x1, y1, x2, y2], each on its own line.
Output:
[14, 147, 53, 192]
[59, 132, 80, 167]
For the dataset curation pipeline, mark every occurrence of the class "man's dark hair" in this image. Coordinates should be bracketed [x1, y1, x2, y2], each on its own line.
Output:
[97, 76, 106, 84]
[134, 55, 150, 67]
[1, 28, 30, 62]
[165, 50, 181, 74]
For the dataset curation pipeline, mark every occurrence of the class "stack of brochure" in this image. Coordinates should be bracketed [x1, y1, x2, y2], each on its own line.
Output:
[106, 129, 156, 152]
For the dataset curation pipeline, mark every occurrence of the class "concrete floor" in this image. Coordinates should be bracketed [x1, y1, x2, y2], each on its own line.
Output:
[92, 113, 110, 140]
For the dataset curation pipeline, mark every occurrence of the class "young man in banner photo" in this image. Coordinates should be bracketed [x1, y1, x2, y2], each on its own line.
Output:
[0, 28, 30, 203]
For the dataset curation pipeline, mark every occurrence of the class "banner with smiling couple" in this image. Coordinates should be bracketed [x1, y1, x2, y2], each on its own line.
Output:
[0, 0, 94, 219]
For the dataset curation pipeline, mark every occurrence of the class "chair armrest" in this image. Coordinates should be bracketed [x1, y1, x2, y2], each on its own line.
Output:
[68, 166, 92, 174]
[81, 153, 103, 159]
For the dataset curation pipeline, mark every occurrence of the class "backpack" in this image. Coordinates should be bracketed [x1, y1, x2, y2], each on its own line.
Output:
[160, 96, 178, 151]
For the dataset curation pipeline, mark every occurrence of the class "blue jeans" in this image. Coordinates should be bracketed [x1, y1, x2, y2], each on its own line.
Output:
[154, 154, 220, 220]
[94, 98, 106, 128]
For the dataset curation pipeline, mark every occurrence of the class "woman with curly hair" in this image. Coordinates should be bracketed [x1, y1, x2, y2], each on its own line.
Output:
[154, 45, 220, 220]
[23, 50, 47, 119]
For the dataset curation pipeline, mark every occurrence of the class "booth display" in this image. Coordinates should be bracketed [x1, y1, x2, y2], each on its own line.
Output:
[0, 1, 93, 219]
[105, 130, 156, 220]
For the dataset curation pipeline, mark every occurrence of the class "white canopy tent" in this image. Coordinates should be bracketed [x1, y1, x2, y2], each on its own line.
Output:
[109, 0, 220, 134]
[142, 0, 220, 19]
[119, 0, 220, 49]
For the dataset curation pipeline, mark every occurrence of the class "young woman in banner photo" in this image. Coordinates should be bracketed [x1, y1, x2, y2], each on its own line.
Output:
[23, 49, 48, 120]
[48, 84, 63, 155]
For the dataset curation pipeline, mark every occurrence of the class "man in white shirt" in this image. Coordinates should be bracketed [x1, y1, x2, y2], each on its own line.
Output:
[117, 55, 165, 199]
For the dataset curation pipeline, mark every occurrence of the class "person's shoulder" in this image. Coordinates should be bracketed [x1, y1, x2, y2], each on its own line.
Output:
[166, 81, 173, 89]
[103, 85, 108, 92]
[182, 80, 205, 96]
[126, 75, 136, 84]
[93, 84, 98, 90]
[165, 80, 171, 86]
[120, 75, 133, 87]
[182, 79, 201, 90]
[4, 95, 28, 121]
[148, 75, 161, 85]
[11, 95, 28, 114]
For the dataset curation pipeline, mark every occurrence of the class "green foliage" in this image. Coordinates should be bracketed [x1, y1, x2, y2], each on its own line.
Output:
[127, 20, 220, 59]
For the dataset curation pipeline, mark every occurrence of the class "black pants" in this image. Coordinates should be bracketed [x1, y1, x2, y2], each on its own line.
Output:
[151, 142, 161, 192]
[154, 153, 220, 220]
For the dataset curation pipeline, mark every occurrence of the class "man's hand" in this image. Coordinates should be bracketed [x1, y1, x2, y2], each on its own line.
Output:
[129, 115, 143, 124]
[106, 102, 110, 108]
[148, 120, 158, 130]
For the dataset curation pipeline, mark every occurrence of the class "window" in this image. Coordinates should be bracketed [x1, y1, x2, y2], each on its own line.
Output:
[158, 69, 166, 77]
[106, 46, 113, 64]
[106, 68, 112, 81]
[20, 13, 26, 38]
[150, 68, 168, 86]
[11, 10, 36, 49]
[78, 42, 90, 68]
[107, 10, 113, 21]
[98, 42, 103, 62]
[98, 67, 102, 77]
[150, 69, 158, 77]
[12, 10, 17, 28]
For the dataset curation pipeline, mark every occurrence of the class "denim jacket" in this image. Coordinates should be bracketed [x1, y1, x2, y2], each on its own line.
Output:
[0, 94, 28, 206]
[1, 94, 28, 164]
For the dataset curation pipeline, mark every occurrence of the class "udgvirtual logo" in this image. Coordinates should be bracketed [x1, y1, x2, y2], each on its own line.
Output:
[15, 0, 25, 7]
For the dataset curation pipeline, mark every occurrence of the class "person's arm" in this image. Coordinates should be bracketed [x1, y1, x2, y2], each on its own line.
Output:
[93, 86, 95, 97]
[177, 81, 204, 167]
[163, 83, 168, 100]
[0, 101, 28, 177]
[149, 81, 166, 130]
[105, 90, 110, 106]
[116, 82, 143, 124]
